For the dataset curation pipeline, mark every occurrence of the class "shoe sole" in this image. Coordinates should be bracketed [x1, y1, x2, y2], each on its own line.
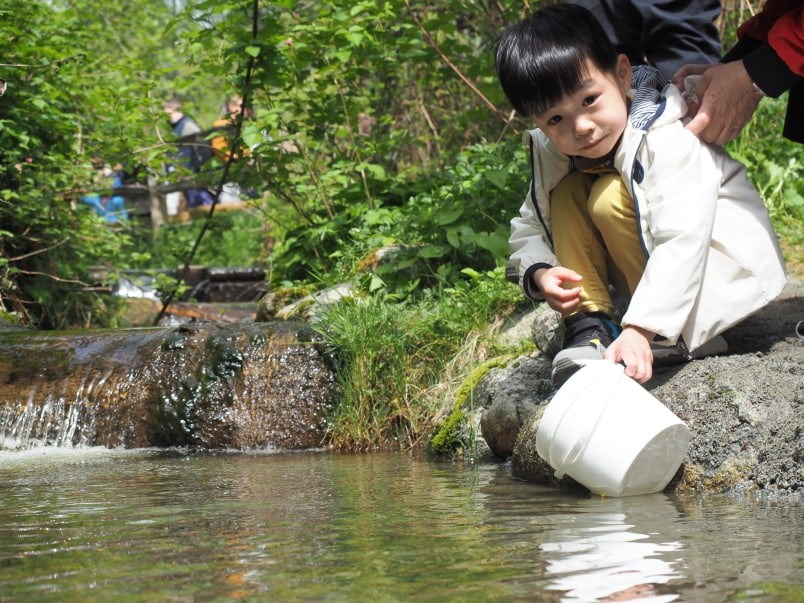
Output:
[551, 357, 598, 389]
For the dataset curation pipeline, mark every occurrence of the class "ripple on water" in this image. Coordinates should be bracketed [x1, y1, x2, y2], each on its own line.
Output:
[0, 451, 800, 601]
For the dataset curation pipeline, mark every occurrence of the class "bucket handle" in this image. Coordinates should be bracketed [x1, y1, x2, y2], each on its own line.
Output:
[552, 365, 625, 479]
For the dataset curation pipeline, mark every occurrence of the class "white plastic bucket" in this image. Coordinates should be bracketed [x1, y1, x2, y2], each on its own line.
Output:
[535, 361, 690, 497]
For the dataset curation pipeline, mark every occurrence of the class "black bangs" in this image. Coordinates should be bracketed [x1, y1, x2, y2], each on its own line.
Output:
[518, 47, 590, 118]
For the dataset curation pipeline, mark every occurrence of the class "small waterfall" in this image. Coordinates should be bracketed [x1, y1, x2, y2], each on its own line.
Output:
[0, 322, 337, 451]
[0, 388, 89, 450]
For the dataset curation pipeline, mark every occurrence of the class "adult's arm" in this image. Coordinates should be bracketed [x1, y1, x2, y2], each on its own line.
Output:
[568, 0, 721, 79]
[726, 1, 803, 97]
[678, 2, 803, 143]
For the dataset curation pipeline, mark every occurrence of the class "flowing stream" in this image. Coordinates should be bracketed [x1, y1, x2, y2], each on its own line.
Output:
[0, 449, 800, 601]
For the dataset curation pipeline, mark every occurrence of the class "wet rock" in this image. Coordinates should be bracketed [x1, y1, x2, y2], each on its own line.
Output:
[0, 321, 337, 451]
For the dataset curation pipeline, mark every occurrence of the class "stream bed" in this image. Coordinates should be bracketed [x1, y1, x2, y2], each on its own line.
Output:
[0, 449, 800, 601]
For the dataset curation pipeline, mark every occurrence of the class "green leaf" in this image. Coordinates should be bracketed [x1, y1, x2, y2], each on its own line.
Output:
[344, 31, 364, 46]
[369, 274, 385, 292]
[245, 45, 261, 58]
[484, 169, 508, 190]
[472, 227, 510, 258]
[418, 245, 449, 259]
[435, 205, 464, 225]
[446, 228, 461, 248]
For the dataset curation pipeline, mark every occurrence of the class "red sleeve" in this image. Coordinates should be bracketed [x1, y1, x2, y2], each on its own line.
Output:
[739, 0, 801, 39]
[739, 1, 804, 76]
[768, 9, 804, 75]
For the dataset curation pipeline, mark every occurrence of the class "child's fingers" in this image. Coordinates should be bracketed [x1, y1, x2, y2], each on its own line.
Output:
[623, 358, 652, 384]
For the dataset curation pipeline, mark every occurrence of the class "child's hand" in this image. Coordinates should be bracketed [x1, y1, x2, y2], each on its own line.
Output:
[533, 267, 582, 314]
[604, 326, 655, 384]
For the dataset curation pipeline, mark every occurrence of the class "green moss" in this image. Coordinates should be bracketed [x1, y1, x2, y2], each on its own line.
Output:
[428, 353, 518, 455]
[429, 409, 467, 454]
[675, 459, 755, 493]
[702, 458, 755, 491]
[453, 353, 516, 409]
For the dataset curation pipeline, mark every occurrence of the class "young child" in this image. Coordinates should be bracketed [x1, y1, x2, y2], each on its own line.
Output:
[495, 4, 787, 387]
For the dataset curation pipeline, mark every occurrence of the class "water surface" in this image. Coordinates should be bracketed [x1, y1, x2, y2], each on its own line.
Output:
[0, 449, 800, 601]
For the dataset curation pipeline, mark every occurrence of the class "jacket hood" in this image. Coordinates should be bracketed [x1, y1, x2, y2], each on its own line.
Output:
[628, 65, 688, 130]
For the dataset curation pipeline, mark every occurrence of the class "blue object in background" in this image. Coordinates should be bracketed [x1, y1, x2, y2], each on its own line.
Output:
[81, 170, 129, 223]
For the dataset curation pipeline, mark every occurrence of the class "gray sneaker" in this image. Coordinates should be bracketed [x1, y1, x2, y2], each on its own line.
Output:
[551, 312, 620, 388]
[530, 305, 563, 360]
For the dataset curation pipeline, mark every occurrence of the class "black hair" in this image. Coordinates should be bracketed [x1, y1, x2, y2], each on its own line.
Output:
[495, 4, 619, 118]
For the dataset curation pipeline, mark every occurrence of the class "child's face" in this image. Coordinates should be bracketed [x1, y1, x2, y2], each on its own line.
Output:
[533, 55, 632, 159]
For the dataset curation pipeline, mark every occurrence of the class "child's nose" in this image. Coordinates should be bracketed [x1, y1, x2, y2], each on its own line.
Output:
[574, 117, 594, 137]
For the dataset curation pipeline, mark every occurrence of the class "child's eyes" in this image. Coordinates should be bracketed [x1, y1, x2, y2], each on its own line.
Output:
[543, 94, 599, 125]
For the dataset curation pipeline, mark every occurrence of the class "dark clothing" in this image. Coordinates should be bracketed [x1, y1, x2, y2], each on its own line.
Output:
[168, 113, 215, 208]
[567, 0, 721, 80]
[723, 0, 803, 142]
[169, 114, 212, 173]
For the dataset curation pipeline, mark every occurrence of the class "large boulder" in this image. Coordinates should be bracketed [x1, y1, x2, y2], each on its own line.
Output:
[479, 280, 803, 495]
[477, 354, 552, 458]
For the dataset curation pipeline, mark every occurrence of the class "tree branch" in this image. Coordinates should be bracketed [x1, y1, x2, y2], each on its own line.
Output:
[8, 239, 68, 263]
[403, 0, 510, 125]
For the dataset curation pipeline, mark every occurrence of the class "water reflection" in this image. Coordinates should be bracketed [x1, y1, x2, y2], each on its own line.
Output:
[473, 472, 687, 601]
[538, 496, 683, 602]
[0, 450, 799, 602]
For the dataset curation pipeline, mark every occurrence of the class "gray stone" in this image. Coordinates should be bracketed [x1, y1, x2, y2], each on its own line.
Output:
[530, 304, 563, 359]
[476, 354, 553, 458]
[275, 283, 355, 321]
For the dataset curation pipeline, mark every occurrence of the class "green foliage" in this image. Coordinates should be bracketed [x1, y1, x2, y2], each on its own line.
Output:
[128, 210, 271, 270]
[727, 93, 803, 274]
[315, 266, 521, 451]
[728, 94, 804, 228]
[0, 0, 231, 327]
[172, 0, 526, 288]
[0, 0, 141, 327]
[271, 138, 528, 292]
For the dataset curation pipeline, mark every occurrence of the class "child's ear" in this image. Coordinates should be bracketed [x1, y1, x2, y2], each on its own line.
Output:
[616, 54, 632, 92]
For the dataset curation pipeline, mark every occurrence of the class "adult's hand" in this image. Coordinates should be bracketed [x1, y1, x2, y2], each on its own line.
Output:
[673, 60, 762, 145]
[671, 63, 710, 115]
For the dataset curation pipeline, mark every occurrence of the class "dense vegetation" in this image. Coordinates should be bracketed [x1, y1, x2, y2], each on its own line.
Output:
[1, 1, 800, 451]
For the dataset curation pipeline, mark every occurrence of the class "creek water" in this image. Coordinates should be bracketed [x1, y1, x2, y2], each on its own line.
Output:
[0, 449, 800, 602]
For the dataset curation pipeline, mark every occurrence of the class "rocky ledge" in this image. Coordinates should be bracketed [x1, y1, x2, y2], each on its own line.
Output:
[473, 279, 803, 497]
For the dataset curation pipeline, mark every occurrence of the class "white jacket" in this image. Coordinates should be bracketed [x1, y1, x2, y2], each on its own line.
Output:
[508, 70, 787, 352]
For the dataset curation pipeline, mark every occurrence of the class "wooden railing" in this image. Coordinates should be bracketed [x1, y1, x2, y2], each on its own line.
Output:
[96, 124, 241, 229]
